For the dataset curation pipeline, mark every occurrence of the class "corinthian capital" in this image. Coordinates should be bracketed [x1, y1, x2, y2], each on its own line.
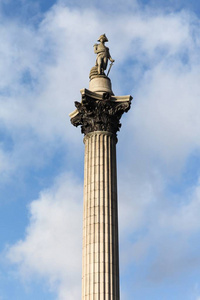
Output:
[69, 89, 132, 135]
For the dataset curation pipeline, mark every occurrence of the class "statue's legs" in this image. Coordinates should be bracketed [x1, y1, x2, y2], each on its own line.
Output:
[97, 56, 107, 75]
[96, 57, 101, 74]
[103, 57, 108, 71]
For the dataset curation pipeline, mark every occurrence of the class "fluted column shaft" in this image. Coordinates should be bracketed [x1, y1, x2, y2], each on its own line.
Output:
[82, 131, 120, 300]
[70, 87, 132, 299]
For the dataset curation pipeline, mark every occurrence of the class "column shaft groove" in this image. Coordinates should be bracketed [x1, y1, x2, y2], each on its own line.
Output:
[82, 131, 120, 300]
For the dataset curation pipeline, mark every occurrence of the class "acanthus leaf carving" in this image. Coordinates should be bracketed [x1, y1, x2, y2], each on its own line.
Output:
[70, 90, 132, 135]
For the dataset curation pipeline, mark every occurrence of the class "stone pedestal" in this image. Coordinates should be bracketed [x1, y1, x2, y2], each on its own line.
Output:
[89, 76, 114, 95]
[70, 87, 132, 300]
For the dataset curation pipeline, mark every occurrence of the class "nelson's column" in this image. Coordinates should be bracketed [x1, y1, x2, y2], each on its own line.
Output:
[70, 34, 132, 300]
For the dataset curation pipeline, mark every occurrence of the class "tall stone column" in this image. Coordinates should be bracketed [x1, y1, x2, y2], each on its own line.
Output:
[69, 34, 132, 300]
[83, 131, 119, 299]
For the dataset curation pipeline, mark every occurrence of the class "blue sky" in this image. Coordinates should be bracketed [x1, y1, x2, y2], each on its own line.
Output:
[1, 0, 200, 299]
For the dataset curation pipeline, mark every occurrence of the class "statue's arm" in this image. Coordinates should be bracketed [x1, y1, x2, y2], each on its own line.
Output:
[93, 44, 98, 54]
[107, 48, 115, 63]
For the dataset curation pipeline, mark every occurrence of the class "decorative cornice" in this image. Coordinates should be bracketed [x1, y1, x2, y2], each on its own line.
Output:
[69, 89, 132, 135]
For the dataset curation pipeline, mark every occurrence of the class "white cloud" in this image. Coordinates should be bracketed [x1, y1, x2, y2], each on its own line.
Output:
[159, 180, 200, 234]
[133, 56, 200, 162]
[7, 172, 82, 300]
[0, 4, 198, 177]
[118, 167, 200, 283]
[2, 1, 200, 298]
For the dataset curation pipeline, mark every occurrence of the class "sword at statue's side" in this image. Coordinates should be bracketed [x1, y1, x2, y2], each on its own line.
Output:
[107, 61, 114, 77]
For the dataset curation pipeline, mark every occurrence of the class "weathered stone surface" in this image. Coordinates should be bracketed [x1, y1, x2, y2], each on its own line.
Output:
[69, 89, 132, 135]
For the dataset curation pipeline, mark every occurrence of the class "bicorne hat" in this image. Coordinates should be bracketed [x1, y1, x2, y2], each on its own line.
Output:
[97, 34, 108, 42]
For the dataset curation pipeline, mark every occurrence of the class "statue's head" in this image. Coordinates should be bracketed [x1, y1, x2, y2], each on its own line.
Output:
[97, 34, 108, 43]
